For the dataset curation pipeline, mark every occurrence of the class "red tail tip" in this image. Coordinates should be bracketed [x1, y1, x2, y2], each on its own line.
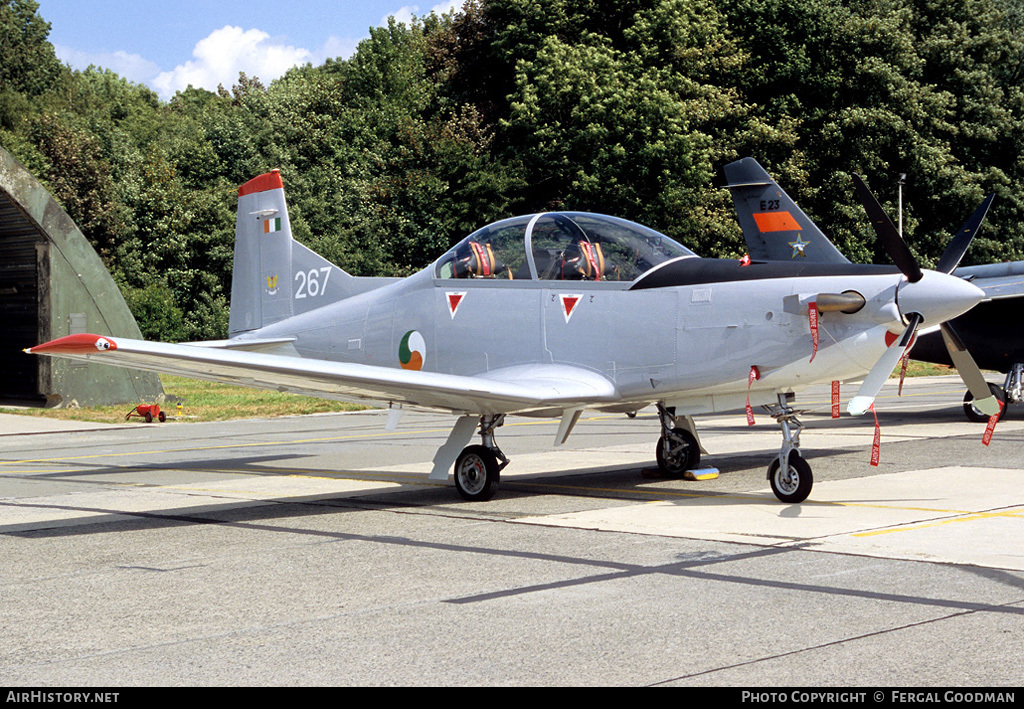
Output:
[238, 169, 284, 197]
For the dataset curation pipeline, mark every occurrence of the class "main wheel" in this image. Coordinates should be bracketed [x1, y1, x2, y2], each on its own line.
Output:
[768, 453, 813, 503]
[963, 383, 1006, 423]
[655, 428, 700, 477]
[453, 445, 500, 501]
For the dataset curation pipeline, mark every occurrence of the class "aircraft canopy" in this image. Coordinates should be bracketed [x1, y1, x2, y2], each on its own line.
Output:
[434, 212, 694, 282]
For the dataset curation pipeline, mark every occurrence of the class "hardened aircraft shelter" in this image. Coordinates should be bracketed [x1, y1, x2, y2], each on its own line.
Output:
[0, 145, 161, 406]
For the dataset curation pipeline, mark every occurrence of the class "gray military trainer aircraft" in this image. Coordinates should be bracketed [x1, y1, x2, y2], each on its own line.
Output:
[28, 167, 993, 503]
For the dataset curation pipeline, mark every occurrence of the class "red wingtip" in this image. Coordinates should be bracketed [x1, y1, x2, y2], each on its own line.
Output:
[238, 169, 284, 197]
[26, 333, 118, 354]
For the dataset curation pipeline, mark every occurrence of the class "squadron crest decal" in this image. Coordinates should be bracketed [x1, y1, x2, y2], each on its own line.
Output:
[789, 235, 809, 258]
[399, 330, 426, 371]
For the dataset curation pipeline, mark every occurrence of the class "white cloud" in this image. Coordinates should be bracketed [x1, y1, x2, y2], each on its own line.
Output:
[60, 3, 471, 101]
[151, 25, 312, 99]
[53, 43, 162, 87]
[431, 1, 464, 16]
[383, 1, 463, 26]
[386, 6, 420, 26]
[317, 35, 362, 63]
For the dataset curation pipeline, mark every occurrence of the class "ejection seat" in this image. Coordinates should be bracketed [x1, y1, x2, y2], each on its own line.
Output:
[558, 240, 616, 280]
[451, 241, 511, 278]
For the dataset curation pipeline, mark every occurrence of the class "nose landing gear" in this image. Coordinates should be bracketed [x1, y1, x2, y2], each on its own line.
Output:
[765, 393, 813, 503]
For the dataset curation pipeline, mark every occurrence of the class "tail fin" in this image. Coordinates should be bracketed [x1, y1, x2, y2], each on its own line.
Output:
[724, 157, 849, 264]
[229, 170, 354, 336]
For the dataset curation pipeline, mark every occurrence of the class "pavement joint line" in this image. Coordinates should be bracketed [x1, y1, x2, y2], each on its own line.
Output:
[0, 462, 988, 516]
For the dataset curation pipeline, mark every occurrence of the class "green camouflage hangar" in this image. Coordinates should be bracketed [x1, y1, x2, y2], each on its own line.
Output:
[0, 145, 161, 406]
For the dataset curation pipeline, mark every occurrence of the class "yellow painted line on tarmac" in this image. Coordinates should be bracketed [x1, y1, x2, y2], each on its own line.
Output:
[0, 416, 590, 468]
[193, 467, 433, 483]
[0, 426, 455, 466]
[852, 507, 1024, 537]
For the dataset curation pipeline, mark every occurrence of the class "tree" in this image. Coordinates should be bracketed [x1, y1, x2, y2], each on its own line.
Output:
[0, 0, 62, 95]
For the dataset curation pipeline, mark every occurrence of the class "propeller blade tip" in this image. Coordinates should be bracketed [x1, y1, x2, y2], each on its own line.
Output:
[847, 396, 874, 416]
[973, 396, 1001, 417]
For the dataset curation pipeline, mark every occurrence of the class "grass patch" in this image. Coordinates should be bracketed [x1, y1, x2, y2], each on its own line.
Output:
[899, 360, 953, 377]
[0, 375, 370, 424]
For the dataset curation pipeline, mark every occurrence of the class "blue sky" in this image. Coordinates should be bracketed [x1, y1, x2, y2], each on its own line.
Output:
[38, 1, 463, 100]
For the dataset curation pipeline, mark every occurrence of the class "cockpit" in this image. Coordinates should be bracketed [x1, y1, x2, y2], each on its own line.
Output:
[434, 212, 695, 282]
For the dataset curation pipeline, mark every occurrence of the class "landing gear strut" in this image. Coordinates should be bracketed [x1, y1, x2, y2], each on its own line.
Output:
[655, 404, 700, 476]
[454, 414, 508, 501]
[765, 393, 813, 503]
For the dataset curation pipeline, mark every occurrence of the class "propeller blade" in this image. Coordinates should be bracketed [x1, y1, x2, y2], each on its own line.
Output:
[848, 313, 922, 416]
[851, 174, 923, 283]
[939, 322, 1000, 416]
[935, 194, 995, 274]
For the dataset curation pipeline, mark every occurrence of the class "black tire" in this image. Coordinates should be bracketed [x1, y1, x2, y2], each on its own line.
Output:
[655, 428, 700, 477]
[144, 412, 153, 423]
[454, 445, 500, 501]
[158, 411, 166, 422]
[963, 383, 1006, 423]
[768, 453, 813, 503]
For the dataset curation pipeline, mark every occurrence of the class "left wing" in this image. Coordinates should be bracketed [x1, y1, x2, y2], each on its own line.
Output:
[26, 334, 619, 416]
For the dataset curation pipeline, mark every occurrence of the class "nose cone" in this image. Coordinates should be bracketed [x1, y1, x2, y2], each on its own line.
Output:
[897, 270, 984, 324]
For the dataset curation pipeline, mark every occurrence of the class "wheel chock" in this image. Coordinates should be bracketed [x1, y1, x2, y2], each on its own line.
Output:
[683, 468, 719, 481]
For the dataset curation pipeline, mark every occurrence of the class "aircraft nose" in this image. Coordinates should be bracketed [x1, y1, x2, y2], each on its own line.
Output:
[897, 270, 984, 325]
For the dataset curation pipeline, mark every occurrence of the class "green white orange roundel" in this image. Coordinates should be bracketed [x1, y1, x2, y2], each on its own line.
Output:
[399, 330, 426, 371]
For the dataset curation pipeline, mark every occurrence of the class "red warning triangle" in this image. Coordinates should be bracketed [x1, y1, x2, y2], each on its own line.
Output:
[446, 291, 465, 319]
[560, 294, 582, 322]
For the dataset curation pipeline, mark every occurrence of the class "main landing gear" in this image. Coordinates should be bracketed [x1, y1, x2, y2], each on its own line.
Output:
[654, 395, 813, 504]
[963, 363, 1021, 423]
[765, 393, 813, 503]
[453, 414, 508, 501]
[655, 404, 700, 476]
[451, 400, 814, 504]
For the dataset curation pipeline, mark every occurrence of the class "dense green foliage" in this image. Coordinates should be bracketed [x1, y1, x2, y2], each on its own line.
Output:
[1, 0, 1022, 340]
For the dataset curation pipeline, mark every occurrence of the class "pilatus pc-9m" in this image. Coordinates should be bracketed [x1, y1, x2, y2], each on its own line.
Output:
[29, 167, 992, 503]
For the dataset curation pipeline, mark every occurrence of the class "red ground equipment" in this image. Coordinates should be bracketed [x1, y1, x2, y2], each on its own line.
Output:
[125, 404, 166, 423]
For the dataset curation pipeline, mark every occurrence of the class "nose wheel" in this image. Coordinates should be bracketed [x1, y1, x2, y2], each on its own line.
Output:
[768, 452, 813, 503]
